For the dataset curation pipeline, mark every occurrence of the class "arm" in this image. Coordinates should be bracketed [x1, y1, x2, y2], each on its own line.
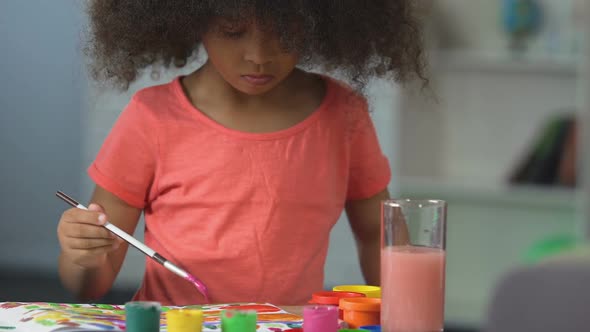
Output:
[346, 188, 409, 286]
[58, 185, 142, 301]
[345, 189, 388, 285]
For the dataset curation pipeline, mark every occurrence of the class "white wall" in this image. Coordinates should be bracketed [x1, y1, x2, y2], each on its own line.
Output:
[0, 0, 86, 272]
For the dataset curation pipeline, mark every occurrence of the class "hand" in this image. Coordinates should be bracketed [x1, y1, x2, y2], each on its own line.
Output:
[57, 203, 123, 269]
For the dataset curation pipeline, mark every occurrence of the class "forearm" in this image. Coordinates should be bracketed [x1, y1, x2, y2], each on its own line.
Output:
[58, 253, 117, 301]
[357, 236, 381, 286]
[57, 186, 141, 301]
[346, 189, 390, 286]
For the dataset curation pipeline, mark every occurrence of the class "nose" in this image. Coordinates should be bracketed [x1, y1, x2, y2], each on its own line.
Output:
[243, 29, 279, 65]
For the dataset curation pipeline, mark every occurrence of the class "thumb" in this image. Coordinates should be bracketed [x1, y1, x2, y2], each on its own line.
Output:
[88, 203, 104, 212]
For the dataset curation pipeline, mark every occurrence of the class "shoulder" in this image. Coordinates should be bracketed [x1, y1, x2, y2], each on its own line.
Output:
[323, 76, 368, 110]
[322, 75, 370, 129]
[125, 77, 183, 122]
[133, 78, 177, 102]
[321, 75, 371, 130]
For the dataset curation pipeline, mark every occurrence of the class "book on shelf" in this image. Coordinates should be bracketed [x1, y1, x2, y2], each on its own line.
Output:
[558, 119, 577, 186]
[509, 113, 577, 187]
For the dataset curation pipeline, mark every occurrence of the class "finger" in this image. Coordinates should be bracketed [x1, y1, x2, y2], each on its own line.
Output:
[63, 223, 114, 239]
[69, 244, 121, 259]
[62, 209, 107, 226]
[88, 203, 105, 213]
[67, 237, 118, 250]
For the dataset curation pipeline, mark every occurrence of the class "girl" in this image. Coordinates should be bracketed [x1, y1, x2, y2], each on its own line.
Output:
[57, 0, 425, 305]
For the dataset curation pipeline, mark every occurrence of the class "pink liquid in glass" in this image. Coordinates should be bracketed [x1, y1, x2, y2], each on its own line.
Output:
[381, 245, 446, 332]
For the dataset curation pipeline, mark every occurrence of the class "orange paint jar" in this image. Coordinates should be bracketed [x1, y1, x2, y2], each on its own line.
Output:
[309, 291, 366, 319]
[339, 298, 381, 329]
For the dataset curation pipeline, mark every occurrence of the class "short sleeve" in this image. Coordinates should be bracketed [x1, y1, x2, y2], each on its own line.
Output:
[346, 102, 391, 200]
[88, 96, 157, 208]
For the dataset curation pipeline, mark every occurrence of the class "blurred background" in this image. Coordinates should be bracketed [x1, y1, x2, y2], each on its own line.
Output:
[0, 1, 588, 331]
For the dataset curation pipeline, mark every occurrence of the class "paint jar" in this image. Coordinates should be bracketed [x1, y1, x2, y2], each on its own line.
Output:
[309, 291, 366, 319]
[166, 308, 203, 332]
[221, 309, 257, 332]
[333, 285, 381, 298]
[359, 325, 382, 331]
[303, 305, 339, 332]
[339, 298, 381, 329]
[124, 301, 161, 332]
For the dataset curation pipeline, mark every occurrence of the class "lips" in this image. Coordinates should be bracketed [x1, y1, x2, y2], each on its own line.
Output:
[241, 74, 275, 86]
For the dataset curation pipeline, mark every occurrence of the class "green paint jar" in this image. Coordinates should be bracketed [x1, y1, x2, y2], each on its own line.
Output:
[221, 309, 257, 332]
[125, 301, 161, 332]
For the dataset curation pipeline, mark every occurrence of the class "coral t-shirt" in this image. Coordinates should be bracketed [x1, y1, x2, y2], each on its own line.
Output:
[88, 75, 390, 305]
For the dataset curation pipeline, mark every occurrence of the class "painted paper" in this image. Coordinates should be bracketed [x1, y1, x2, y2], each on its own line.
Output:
[0, 302, 302, 332]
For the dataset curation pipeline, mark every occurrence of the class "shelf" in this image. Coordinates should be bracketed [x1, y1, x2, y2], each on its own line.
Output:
[397, 176, 577, 210]
[431, 50, 581, 77]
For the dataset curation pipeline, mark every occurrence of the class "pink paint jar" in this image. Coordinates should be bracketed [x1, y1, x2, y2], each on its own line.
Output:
[303, 305, 339, 332]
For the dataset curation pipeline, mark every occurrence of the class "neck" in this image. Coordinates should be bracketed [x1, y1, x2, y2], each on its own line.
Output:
[190, 61, 301, 110]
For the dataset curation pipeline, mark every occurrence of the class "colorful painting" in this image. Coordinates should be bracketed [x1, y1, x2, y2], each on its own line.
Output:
[0, 302, 302, 332]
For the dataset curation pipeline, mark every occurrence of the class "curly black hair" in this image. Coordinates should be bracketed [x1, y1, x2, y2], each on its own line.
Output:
[86, 0, 427, 90]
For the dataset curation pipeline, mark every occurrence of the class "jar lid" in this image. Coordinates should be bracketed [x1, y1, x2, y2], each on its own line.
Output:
[333, 285, 381, 298]
[339, 298, 381, 312]
[309, 291, 366, 304]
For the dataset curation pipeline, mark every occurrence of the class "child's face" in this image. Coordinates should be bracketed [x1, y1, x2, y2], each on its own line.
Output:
[202, 18, 300, 96]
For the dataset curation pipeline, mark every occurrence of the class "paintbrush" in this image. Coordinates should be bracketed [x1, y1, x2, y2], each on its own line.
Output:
[55, 191, 210, 302]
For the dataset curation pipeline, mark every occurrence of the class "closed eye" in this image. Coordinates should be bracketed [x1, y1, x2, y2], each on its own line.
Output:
[221, 29, 246, 39]
[217, 19, 247, 39]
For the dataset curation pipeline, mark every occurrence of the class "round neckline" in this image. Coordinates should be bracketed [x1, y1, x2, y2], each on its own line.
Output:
[172, 74, 336, 141]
